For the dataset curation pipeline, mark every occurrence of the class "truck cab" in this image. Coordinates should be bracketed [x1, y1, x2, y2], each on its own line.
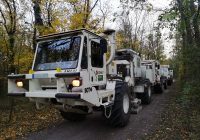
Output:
[108, 49, 137, 87]
[8, 29, 117, 109]
[160, 65, 170, 79]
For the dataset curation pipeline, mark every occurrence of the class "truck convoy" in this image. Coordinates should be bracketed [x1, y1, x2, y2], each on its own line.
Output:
[7, 29, 172, 127]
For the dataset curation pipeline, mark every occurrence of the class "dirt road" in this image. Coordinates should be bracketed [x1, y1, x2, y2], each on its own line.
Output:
[25, 85, 174, 140]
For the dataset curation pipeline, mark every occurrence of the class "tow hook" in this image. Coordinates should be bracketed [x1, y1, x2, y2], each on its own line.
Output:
[104, 103, 113, 118]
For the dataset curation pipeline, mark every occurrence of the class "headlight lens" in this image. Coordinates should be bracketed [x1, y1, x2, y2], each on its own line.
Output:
[72, 79, 81, 87]
[16, 81, 23, 87]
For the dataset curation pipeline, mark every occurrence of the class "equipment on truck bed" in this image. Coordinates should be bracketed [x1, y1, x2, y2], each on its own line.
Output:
[108, 49, 152, 105]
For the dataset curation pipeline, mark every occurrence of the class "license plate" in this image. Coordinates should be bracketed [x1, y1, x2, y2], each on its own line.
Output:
[32, 74, 48, 79]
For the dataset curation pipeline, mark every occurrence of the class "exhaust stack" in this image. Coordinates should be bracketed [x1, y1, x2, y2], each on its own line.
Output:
[103, 29, 116, 66]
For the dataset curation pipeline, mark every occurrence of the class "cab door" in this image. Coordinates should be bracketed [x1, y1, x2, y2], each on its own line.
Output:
[88, 38, 106, 86]
[134, 56, 142, 78]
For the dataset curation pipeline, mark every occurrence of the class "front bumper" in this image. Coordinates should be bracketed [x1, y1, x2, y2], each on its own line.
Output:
[7, 73, 115, 107]
[8, 92, 25, 97]
[8, 91, 81, 99]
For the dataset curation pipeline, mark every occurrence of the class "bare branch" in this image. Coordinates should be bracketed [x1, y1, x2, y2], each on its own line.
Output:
[3, 0, 13, 33]
[12, 0, 17, 33]
[90, 0, 99, 13]
[0, 8, 9, 33]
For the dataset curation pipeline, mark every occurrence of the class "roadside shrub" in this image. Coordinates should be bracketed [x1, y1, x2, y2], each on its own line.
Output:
[178, 81, 200, 108]
[0, 77, 7, 98]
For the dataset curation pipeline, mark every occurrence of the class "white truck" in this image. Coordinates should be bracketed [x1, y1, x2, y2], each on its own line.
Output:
[108, 49, 152, 105]
[160, 65, 173, 86]
[8, 29, 142, 127]
[141, 60, 164, 93]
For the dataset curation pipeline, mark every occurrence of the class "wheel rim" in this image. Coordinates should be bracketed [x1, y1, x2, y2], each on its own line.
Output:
[123, 93, 129, 114]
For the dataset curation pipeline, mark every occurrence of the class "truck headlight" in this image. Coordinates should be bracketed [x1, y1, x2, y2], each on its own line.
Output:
[16, 81, 23, 87]
[72, 79, 81, 87]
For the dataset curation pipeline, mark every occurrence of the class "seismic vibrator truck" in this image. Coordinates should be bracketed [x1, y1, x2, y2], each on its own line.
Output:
[141, 60, 164, 93]
[108, 49, 153, 105]
[160, 65, 173, 86]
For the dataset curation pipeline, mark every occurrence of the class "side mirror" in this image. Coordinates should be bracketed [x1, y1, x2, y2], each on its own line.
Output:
[100, 38, 107, 53]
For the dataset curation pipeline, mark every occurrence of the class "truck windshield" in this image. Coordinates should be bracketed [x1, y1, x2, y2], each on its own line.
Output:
[34, 37, 81, 71]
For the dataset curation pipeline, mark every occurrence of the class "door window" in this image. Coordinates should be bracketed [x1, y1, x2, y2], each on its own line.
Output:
[91, 41, 103, 68]
[81, 37, 88, 69]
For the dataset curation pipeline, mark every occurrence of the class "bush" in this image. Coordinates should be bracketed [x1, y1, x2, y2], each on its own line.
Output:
[0, 77, 7, 98]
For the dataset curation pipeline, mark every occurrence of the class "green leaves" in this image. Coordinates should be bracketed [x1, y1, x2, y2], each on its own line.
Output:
[159, 9, 178, 22]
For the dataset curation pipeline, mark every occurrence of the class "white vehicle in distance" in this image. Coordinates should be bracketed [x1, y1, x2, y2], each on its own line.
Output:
[141, 60, 164, 93]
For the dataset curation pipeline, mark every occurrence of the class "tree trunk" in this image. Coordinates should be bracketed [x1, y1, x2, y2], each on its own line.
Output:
[8, 33, 15, 74]
[176, 0, 194, 81]
[32, 27, 37, 52]
[190, 0, 200, 47]
[177, 0, 194, 45]
[33, 0, 43, 27]
[32, 0, 44, 52]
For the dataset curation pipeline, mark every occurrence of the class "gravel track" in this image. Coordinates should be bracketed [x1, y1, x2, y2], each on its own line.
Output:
[25, 85, 174, 140]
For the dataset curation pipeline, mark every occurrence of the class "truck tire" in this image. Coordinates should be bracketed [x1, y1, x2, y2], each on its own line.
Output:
[167, 79, 172, 86]
[154, 83, 163, 94]
[141, 85, 152, 104]
[105, 82, 131, 127]
[164, 82, 167, 89]
[60, 111, 86, 121]
[158, 83, 164, 94]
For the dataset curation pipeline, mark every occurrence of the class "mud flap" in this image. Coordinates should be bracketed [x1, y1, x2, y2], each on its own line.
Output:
[81, 87, 100, 106]
[134, 85, 145, 93]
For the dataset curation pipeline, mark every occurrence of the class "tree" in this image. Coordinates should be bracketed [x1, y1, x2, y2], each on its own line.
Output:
[0, 0, 17, 73]
[115, 0, 153, 51]
[32, 0, 44, 51]
[67, 0, 100, 30]
[174, 0, 200, 81]
[143, 26, 165, 62]
[97, 0, 111, 29]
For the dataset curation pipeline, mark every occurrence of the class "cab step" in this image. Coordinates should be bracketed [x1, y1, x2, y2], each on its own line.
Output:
[130, 98, 142, 114]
